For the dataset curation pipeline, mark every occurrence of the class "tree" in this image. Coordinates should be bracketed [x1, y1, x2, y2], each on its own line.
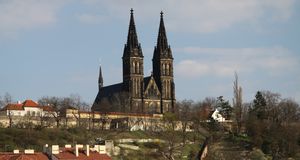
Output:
[246, 91, 300, 159]
[0, 92, 13, 108]
[0, 93, 14, 128]
[251, 91, 267, 120]
[217, 96, 233, 120]
[176, 100, 193, 145]
[98, 98, 112, 130]
[111, 92, 130, 112]
[159, 112, 180, 160]
[232, 72, 243, 134]
[38, 96, 61, 128]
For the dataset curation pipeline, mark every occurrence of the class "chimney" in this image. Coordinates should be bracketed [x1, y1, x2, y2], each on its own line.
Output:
[85, 145, 90, 156]
[75, 145, 79, 157]
[65, 144, 71, 148]
[51, 145, 59, 154]
[13, 150, 19, 154]
[24, 149, 34, 154]
[75, 144, 83, 157]
[17, 101, 21, 104]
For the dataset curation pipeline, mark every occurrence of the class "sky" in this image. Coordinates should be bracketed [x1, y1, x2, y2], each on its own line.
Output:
[0, 0, 300, 105]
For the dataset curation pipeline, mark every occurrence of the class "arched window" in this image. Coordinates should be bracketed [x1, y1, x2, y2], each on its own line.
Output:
[132, 62, 135, 73]
[136, 62, 139, 74]
[139, 62, 142, 74]
[162, 64, 166, 75]
[166, 64, 169, 75]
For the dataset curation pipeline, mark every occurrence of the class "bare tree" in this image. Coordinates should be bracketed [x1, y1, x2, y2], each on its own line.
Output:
[176, 100, 193, 145]
[0, 92, 13, 108]
[0, 93, 14, 127]
[97, 98, 111, 130]
[111, 91, 130, 112]
[38, 96, 61, 128]
[246, 91, 300, 159]
[158, 112, 180, 160]
[233, 72, 243, 134]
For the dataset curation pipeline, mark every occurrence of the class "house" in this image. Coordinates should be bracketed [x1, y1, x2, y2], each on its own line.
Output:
[44, 144, 111, 160]
[211, 109, 226, 122]
[0, 100, 56, 127]
[0, 149, 48, 160]
[0, 100, 54, 117]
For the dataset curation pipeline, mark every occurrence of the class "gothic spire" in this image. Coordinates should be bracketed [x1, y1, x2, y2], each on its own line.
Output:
[98, 65, 103, 90]
[123, 8, 143, 58]
[157, 11, 168, 52]
[153, 11, 172, 59]
[127, 9, 139, 49]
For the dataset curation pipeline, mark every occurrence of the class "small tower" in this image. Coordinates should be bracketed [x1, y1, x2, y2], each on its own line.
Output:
[152, 11, 175, 113]
[122, 9, 144, 111]
[98, 65, 103, 90]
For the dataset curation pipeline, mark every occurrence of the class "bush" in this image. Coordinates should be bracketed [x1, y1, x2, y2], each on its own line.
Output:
[143, 142, 160, 149]
[249, 148, 267, 160]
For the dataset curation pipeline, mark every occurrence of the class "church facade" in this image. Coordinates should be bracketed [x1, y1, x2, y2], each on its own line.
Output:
[92, 9, 175, 114]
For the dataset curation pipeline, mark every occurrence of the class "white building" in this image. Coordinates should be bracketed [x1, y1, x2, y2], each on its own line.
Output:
[0, 99, 55, 117]
[211, 109, 226, 122]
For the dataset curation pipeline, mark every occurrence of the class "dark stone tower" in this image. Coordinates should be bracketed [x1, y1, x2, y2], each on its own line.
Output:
[98, 65, 103, 90]
[122, 9, 144, 111]
[152, 12, 175, 112]
[93, 10, 175, 114]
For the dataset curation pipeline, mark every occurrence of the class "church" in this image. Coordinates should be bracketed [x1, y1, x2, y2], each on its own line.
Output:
[92, 9, 175, 114]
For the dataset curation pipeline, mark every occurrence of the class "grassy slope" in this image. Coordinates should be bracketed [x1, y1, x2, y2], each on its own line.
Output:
[0, 128, 208, 160]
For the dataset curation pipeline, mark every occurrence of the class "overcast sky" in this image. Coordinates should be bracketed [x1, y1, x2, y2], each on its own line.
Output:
[0, 0, 299, 104]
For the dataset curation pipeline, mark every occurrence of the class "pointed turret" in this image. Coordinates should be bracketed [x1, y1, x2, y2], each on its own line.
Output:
[153, 11, 172, 59]
[123, 8, 143, 57]
[157, 11, 168, 52]
[98, 65, 103, 90]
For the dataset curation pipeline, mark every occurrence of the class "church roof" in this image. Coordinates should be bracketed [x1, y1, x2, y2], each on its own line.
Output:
[97, 83, 123, 97]
[93, 83, 123, 105]
[143, 76, 151, 89]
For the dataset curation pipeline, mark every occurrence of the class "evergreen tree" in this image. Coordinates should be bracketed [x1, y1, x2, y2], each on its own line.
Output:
[217, 96, 233, 120]
[252, 91, 267, 120]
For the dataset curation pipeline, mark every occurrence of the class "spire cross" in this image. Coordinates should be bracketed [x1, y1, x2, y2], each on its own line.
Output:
[160, 11, 163, 17]
[130, 8, 134, 14]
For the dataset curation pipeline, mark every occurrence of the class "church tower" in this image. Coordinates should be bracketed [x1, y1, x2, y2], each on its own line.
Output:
[122, 9, 144, 111]
[152, 12, 175, 112]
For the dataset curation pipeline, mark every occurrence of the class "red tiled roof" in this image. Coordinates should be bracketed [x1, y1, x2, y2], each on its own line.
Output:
[53, 149, 111, 160]
[1, 100, 54, 112]
[94, 111, 154, 117]
[41, 106, 54, 112]
[2, 104, 23, 111]
[22, 100, 38, 107]
[0, 152, 48, 160]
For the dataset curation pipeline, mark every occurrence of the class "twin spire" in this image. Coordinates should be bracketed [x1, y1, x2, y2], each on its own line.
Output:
[124, 9, 171, 58]
[126, 8, 140, 51]
[157, 11, 169, 52]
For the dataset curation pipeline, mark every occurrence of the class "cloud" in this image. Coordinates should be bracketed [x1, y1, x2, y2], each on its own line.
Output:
[77, 13, 106, 24]
[0, 0, 295, 36]
[175, 47, 299, 78]
[0, 0, 66, 38]
[80, 0, 295, 33]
